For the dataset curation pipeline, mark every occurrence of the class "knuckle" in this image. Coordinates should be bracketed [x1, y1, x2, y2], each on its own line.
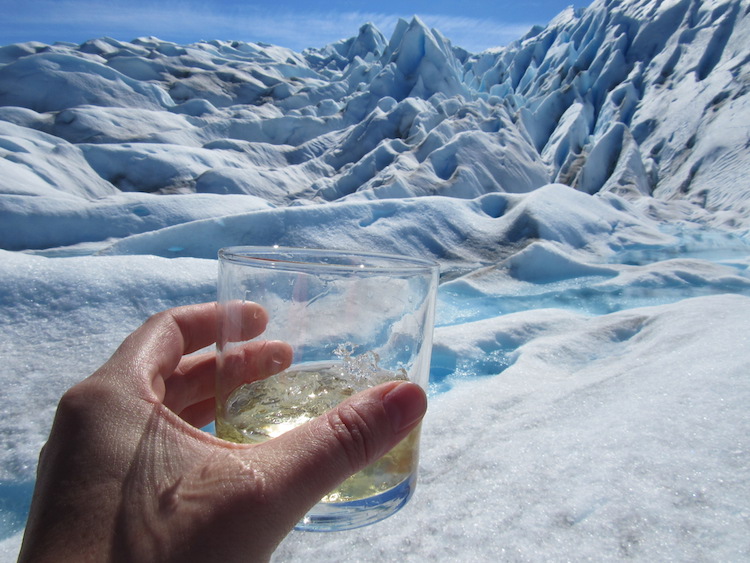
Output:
[57, 381, 98, 419]
[323, 404, 375, 471]
[144, 309, 184, 343]
[55, 380, 119, 431]
[44, 382, 110, 460]
[143, 309, 174, 332]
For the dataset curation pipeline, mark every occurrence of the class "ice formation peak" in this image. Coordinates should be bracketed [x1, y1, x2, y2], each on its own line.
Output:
[0, 0, 748, 227]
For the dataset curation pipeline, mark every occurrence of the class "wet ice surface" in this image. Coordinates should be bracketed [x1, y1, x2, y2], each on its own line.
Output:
[2, 0, 750, 559]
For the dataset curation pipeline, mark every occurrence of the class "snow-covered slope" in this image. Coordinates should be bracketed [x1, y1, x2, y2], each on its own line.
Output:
[1, 0, 749, 560]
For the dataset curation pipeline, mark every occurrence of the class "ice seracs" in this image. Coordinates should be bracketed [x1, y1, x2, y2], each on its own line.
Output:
[1, 0, 748, 224]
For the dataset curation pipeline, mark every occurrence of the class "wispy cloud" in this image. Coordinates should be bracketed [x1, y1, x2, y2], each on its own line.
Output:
[410, 14, 533, 51]
[0, 0, 534, 52]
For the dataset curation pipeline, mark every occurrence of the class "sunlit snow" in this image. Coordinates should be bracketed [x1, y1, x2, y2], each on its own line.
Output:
[1, 0, 750, 560]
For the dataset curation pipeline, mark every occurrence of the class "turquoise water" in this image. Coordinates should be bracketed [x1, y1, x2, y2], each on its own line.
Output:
[429, 226, 750, 392]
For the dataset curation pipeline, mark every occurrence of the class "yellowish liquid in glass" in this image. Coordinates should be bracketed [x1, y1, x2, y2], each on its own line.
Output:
[216, 362, 419, 503]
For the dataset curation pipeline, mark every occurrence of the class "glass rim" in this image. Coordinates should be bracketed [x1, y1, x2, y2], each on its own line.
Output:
[218, 245, 439, 275]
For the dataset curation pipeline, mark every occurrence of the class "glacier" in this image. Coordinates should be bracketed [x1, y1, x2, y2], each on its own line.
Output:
[1, 0, 750, 560]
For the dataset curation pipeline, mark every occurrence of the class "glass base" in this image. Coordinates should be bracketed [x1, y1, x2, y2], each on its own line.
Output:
[295, 472, 417, 532]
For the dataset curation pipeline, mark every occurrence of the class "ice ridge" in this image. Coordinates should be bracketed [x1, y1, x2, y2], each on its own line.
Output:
[0, 0, 748, 249]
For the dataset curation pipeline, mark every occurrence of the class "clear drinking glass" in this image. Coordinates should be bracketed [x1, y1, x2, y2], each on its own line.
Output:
[215, 246, 439, 531]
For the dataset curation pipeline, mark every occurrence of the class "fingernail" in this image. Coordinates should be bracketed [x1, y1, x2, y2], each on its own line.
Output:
[269, 353, 285, 373]
[382, 382, 427, 434]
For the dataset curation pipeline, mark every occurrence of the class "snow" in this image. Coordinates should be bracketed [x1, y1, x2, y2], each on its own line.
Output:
[1, 0, 750, 560]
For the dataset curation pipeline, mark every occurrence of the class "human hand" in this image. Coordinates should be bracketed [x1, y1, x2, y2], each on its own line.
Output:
[19, 302, 427, 562]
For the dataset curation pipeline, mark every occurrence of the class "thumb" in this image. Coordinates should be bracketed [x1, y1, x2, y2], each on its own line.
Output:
[255, 380, 427, 517]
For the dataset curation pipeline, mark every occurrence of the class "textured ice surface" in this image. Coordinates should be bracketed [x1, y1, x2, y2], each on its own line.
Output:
[2, 0, 750, 560]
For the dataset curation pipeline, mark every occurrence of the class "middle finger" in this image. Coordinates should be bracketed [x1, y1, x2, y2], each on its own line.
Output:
[163, 340, 293, 417]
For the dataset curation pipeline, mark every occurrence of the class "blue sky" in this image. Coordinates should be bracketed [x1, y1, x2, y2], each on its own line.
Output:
[0, 0, 589, 53]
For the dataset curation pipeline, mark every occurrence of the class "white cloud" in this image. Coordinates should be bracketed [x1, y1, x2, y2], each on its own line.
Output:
[408, 14, 533, 51]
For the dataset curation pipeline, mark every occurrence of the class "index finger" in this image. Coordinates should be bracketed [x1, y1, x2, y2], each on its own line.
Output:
[99, 302, 269, 399]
